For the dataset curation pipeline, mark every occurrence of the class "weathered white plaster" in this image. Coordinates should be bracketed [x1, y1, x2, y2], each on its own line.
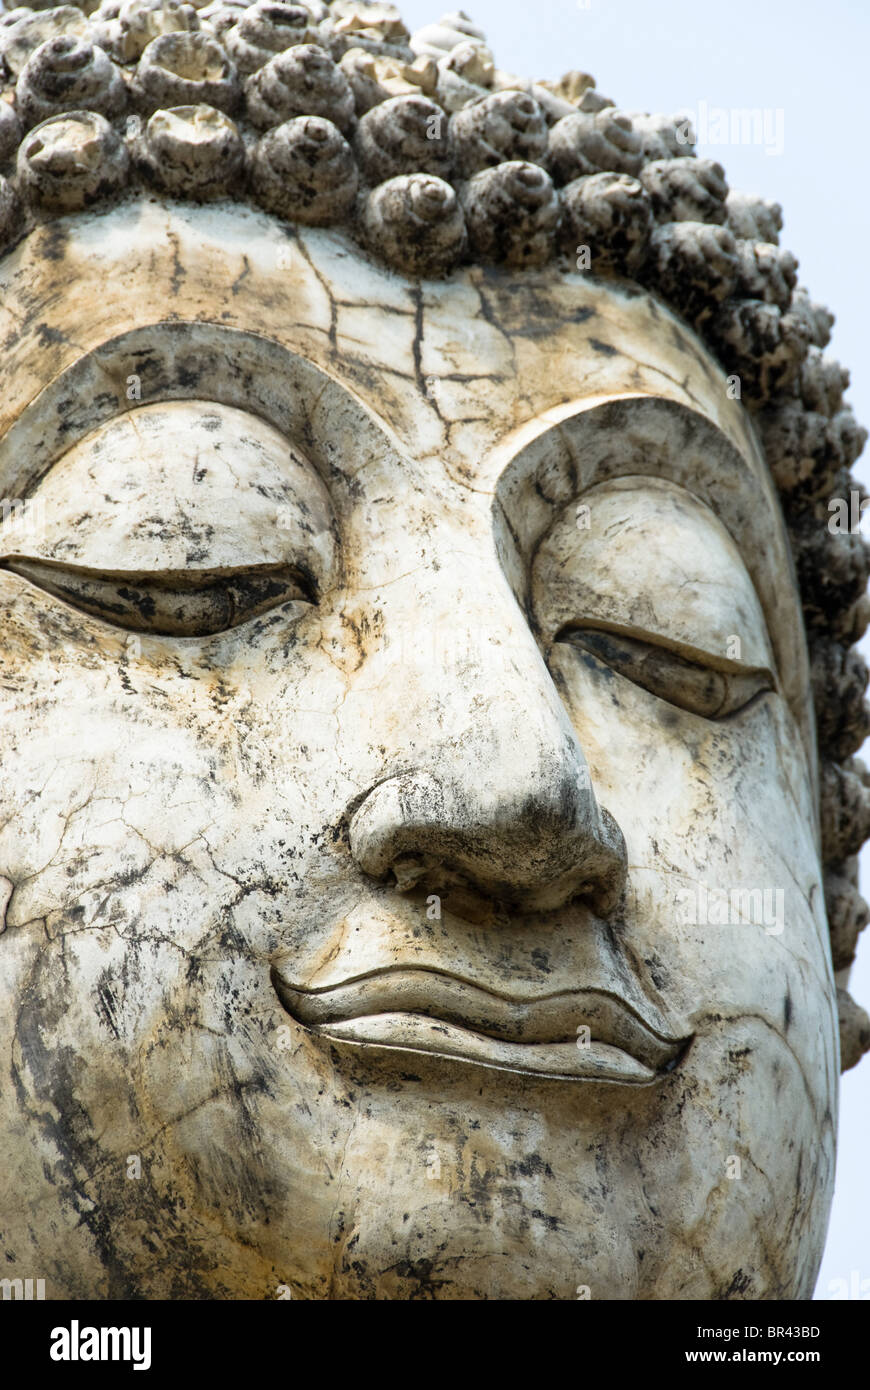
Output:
[0, 199, 838, 1299]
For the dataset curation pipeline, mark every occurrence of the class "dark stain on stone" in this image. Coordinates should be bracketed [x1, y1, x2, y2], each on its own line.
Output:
[513, 1153, 553, 1179]
[530, 948, 551, 974]
[231, 256, 251, 295]
[387, 1258, 449, 1299]
[643, 953, 669, 990]
[95, 976, 121, 1040]
[37, 221, 70, 263]
[36, 323, 66, 348]
[588, 337, 619, 357]
[529, 1208, 562, 1232]
[670, 324, 695, 358]
[720, 1267, 753, 1298]
[166, 230, 185, 295]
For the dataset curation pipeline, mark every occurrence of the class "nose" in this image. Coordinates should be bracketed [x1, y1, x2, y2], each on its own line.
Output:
[348, 627, 628, 917]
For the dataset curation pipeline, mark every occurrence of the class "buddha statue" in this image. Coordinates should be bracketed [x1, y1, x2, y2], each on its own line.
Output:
[0, 0, 867, 1301]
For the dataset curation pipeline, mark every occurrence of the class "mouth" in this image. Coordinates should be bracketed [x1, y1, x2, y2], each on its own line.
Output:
[271, 965, 691, 1084]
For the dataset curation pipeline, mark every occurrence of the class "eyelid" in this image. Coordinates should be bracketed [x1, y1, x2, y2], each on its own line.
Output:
[555, 619, 775, 680]
[0, 556, 319, 593]
[0, 556, 318, 637]
[555, 621, 776, 720]
[535, 479, 778, 683]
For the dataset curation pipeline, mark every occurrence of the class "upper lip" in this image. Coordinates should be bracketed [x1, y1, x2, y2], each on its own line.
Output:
[271, 963, 690, 1080]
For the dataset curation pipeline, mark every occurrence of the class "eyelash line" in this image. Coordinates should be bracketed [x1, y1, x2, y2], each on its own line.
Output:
[0, 557, 319, 638]
[554, 621, 776, 721]
[0, 556, 319, 594]
[554, 618, 776, 683]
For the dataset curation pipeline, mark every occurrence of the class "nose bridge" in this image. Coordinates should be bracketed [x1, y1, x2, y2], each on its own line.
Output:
[430, 615, 589, 810]
[384, 541, 582, 780]
[348, 544, 627, 914]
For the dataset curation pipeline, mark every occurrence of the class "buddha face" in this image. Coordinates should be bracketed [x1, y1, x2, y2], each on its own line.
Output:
[0, 199, 837, 1300]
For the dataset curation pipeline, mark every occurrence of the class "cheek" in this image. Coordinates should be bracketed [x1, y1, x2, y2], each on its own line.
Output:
[0, 602, 360, 932]
[0, 624, 362, 1133]
[0, 632, 367, 1294]
[549, 646, 838, 1113]
[626, 1025, 835, 1297]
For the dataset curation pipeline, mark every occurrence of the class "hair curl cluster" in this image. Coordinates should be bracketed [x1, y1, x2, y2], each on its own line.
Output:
[0, 0, 867, 1067]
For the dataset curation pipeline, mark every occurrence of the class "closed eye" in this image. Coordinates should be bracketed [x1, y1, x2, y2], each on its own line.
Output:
[555, 623, 775, 720]
[0, 557, 317, 637]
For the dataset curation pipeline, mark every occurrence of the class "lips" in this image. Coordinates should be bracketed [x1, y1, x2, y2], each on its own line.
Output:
[271, 964, 691, 1084]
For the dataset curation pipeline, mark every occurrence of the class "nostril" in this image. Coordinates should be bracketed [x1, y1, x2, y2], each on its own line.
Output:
[390, 853, 428, 893]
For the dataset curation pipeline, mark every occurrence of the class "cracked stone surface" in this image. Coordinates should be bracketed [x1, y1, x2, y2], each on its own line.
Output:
[0, 199, 841, 1299]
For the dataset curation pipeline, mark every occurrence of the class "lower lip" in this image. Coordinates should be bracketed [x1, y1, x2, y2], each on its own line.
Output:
[307, 1011, 666, 1083]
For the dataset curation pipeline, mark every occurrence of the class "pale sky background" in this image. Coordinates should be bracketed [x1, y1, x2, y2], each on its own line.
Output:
[398, 0, 870, 1298]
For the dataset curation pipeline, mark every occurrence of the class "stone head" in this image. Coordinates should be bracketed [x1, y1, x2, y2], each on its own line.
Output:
[0, 0, 867, 1299]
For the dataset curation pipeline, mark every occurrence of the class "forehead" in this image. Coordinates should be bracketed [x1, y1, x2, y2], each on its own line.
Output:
[0, 196, 760, 472]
